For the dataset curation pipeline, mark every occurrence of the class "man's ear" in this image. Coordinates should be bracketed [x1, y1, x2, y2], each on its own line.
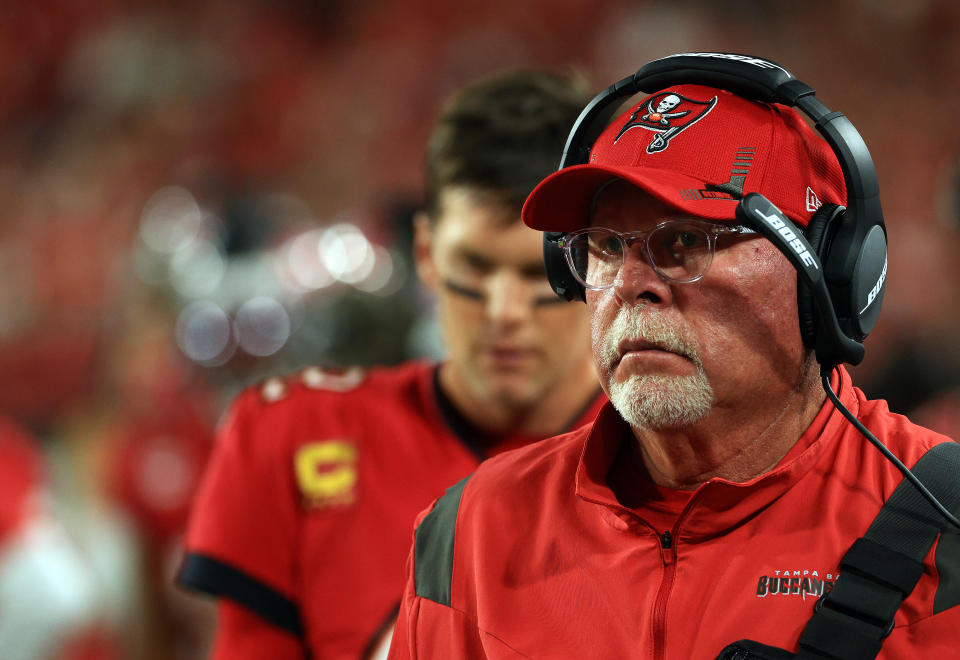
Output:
[413, 211, 438, 291]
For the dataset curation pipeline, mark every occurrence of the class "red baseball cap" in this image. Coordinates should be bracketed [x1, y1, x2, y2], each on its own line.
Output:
[522, 84, 845, 232]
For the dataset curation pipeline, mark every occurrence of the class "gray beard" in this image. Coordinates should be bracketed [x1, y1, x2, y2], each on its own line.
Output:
[598, 307, 714, 430]
[608, 371, 713, 430]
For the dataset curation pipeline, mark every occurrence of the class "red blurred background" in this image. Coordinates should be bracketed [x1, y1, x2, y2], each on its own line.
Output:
[0, 1, 958, 658]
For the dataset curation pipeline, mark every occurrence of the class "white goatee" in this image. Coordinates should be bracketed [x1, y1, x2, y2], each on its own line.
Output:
[596, 306, 714, 430]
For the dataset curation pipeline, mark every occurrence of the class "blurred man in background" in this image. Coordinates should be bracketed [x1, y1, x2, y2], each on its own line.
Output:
[176, 69, 606, 659]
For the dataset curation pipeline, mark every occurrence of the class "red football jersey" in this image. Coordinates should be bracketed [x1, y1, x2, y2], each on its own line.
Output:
[391, 367, 960, 659]
[178, 361, 604, 658]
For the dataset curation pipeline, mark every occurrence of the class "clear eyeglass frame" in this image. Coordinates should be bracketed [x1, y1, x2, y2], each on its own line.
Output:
[559, 219, 758, 290]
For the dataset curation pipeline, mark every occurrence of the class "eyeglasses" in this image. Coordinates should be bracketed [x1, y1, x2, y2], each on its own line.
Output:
[559, 220, 757, 290]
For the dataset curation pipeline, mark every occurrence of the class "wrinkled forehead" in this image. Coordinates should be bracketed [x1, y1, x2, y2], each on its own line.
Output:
[588, 178, 698, 231]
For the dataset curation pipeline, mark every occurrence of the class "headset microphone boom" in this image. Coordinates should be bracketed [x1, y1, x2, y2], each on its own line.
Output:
[735, 193, 864, 369]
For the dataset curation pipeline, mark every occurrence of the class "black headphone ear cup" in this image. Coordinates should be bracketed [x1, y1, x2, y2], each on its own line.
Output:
[543, 232, 585, 302]
[797, 204, 844, 348]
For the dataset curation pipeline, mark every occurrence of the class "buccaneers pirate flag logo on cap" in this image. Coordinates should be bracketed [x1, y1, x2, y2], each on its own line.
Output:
[614, 91, 718, 154]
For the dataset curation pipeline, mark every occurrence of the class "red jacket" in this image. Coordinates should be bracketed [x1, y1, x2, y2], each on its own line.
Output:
[178, 361, 604, 659]
[390, 368, 959, 659]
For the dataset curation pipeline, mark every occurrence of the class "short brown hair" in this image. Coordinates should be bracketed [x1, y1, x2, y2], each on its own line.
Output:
[424, 69, 591, 220]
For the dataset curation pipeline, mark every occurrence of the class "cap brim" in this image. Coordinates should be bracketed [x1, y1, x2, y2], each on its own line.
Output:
[521, 163, 740, 232]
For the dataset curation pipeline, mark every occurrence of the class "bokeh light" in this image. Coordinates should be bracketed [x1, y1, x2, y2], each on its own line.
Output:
[174, 301, 235, 366]
[134, 437, 198, 514]
[169, 236, 227, 298]
[234, 297, 291, 357]
[354, 246, 403, 296]
[285, 228, 334, 290]
[320, 223, 375, 284]
[139, 187, 204, 255]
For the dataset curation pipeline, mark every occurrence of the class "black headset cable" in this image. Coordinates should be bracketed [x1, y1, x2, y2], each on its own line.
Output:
[822, 367, 960, 530]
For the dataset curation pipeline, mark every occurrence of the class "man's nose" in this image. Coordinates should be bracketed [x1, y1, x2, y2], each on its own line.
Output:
[485, 271, 535, 326]
[611, 247, 674, 307]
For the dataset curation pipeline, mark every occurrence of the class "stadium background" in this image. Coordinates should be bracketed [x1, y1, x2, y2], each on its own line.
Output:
[1, 1, 958, 658]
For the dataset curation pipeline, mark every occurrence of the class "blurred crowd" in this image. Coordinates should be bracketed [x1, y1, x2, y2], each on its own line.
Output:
[1, 1, 958, 658]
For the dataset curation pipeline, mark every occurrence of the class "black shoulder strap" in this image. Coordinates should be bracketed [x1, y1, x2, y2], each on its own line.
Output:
[414, 476, 471, 607]
[718, 441, 960, 660]
[794, 441, 960, 660]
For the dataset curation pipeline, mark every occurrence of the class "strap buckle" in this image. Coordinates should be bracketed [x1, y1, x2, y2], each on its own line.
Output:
[813, 591, 895, 639]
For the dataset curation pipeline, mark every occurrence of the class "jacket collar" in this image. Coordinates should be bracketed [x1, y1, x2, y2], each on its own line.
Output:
[575, 367, 859, 540]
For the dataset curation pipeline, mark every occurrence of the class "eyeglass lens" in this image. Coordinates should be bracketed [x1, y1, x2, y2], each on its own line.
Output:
[567, 224, 714, 287]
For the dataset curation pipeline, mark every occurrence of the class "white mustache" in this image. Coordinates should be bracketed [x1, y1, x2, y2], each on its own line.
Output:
[600, 307, 701, 370]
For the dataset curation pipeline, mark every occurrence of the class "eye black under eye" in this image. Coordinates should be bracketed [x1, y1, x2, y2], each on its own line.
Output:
[442, 279, 484, 300]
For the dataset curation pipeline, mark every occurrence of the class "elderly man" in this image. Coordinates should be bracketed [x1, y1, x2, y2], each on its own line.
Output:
[389, 54, 960, 659]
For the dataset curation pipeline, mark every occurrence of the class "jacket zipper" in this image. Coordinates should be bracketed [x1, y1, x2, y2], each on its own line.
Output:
[652, 530, 676, 660]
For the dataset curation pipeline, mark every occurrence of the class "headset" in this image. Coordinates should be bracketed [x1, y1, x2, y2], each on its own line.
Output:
[543, 52, 887, 371]
[543, 52, 960, 529]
